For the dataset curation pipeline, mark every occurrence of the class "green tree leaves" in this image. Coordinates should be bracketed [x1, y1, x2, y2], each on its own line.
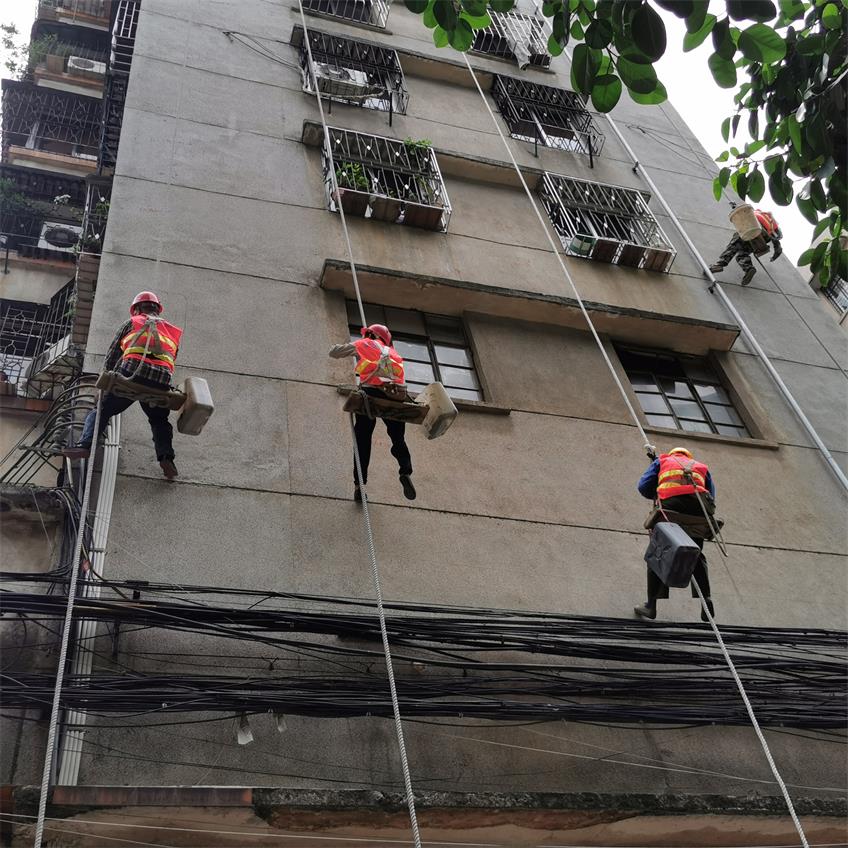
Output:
[631, 3, 667, 61]
[738, 23, 786, 62]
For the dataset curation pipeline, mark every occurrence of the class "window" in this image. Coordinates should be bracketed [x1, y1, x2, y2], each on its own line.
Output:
[823, 275, 848, 314]
[300, 0, 390, 28]
[472, 8, 551, 69]
[492, 75, 604, 158]
[298, 28, 408, 120]
[346, 301, 483, 401]
[540, 173, 676, 272]
[322, 127, 451, 232]
[618, 347, 750, 439]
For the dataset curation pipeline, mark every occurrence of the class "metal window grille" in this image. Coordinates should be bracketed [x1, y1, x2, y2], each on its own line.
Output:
[99, 73, 129, 171]
[0, 280, 81, 398]
[79, 178, 111, 256]
[492, 75, 604, 158]
[298, 28, 408, 123]
[301, 0, 390, 28]
[347, 301, 482, 401]
[540, 172, 677, 272]
[322, 127, 451, 232]
[1, 79, 102, 162]
[110, 0, 140, 76]
[618, 346, 750, 439]
[823, 275, 848, 314]
[38, 0, 111, 20]
[472, 8, 551, 69]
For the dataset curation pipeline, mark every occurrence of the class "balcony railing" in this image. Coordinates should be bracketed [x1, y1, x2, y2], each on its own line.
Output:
[472, 8, 551, 69]
[297, 27, 408, 123]
[38, 0, 112, 27]
[1, 79, 102, 165]
[79, 177, 111, 256]
[492, 75, 604, 160]
[824, 275, 848, 313]
[301, 0, 389, 28]
[0, 280, 80, 398]
[322, 127, 451, 232]
[110, 0, 140, 76]
[540, 173, 676, 272]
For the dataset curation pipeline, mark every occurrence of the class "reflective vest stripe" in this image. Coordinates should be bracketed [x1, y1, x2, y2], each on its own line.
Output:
[657, 454, 710, 499]
[353, 338, 405, 387]
[119, 315, 183, 374]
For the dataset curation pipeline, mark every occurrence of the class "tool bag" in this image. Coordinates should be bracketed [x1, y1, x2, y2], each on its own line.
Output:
[644, 522, 702, 589]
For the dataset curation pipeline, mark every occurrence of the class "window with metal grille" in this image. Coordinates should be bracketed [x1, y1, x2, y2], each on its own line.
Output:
[823, 275, 848, 313]
[539, 172, 677, 272]
[618, 346, 750, 439]
[472, 8, 551, 69]
[346, 301, 482, 401]
[297, 28, 408, 120]
[492, 75, 604, 158]
[301, 0, 390, 28]
[322, 127, 451, 232]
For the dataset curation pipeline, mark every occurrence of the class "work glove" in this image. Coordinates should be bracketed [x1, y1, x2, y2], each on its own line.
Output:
[770, 244, 782, 262]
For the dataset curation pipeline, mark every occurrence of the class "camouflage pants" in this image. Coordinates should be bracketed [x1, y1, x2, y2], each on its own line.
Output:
[715, 234, 754, 272]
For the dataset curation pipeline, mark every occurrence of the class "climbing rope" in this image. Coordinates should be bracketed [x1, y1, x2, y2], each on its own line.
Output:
[462, 53, 809, 848]
[34, 391, 103, 848]
[298, 3, 422, 844]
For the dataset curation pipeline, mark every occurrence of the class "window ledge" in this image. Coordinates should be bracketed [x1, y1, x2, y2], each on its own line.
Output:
[336, 385, 510, 415]
[644, 425, 779, 451]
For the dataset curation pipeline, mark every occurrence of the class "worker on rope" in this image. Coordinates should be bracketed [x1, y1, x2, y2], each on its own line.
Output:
[635, 446, 716, 622]
[330, 323, 415, 502]
[64, 291, 182, 480]
[709, 208, 782, 286]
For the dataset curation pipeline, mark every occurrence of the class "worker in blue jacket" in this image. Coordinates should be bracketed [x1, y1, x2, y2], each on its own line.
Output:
[635, 447, 716, 623]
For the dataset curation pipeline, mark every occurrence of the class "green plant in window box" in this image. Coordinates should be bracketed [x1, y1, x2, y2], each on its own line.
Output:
[333, 161, 370, 218]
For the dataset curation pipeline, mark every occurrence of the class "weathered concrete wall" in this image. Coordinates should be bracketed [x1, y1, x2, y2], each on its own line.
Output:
[62, 0, 848, 806]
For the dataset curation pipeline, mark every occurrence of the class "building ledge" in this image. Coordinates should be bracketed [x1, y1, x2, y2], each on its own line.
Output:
[0, 394, 53, 415]
[6, 146, 97, 176]
[336, 384, 511, 415]
[644, 425, 780, 451]
[32, 68, 104, 98]
[0, 484, 64, 523]
[320, 260, 740, 355]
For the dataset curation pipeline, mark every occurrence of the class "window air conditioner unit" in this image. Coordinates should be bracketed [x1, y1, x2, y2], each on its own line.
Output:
[38, 221, 82, 253]
[67, 56, 107, 78]
[311, 62, 379, 100]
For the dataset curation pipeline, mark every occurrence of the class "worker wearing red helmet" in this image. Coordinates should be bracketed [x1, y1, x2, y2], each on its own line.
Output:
[64, 291, 183, 480]
[635, 446, 717, 622]
[329, 323, 415, 502]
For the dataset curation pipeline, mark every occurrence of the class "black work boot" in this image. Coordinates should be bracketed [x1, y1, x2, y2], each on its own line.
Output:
[708, 263, 723, 273]
[353, 486, 362, 504]
[159, 459, 178, 480]
[741, 267, 756, 286]
[700, 598, 715, 623]
[399, 474, 416, 501]
[634, 602, 657, 620]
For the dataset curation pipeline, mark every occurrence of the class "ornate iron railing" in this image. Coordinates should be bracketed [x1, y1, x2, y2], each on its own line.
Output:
[110, 0, 140, 76]
[472, 8, 551, 69]
[540, 173, 676, 272]
[322, 127, 451, 232]
[298, 27, 408, 123]
[301, 0, 390, 28]
[492, 75, 604, 159]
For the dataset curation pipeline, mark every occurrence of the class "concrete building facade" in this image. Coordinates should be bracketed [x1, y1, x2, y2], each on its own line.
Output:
[2, 0, 846, 844]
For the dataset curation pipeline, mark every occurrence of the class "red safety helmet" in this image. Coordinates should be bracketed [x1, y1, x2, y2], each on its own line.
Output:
[130, 291, 163, 316]
[361, 323, 391, 346]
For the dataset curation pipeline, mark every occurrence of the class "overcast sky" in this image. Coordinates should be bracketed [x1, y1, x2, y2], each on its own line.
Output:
[0, 0, 812, 262]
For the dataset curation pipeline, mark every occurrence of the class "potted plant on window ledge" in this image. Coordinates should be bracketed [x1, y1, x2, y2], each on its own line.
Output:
[368, 171, 405, 225]
[402, 175, 445, 231]
[332, 162, 370, 218]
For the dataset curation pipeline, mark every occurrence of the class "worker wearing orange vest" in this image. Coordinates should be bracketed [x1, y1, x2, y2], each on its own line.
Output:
[329, 323, 415, 502]
[710, 207, 783, 286]
[64, 292, 183, 480]
[635, 447, 716, 622]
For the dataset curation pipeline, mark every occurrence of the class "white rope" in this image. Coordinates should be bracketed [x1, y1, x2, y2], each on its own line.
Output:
[461, 54, 809, 848]
[460, 54, 654, 457]
[692, 579, 810, 847]
[34, 389, 103, 848]
[298, 3, 422, 844]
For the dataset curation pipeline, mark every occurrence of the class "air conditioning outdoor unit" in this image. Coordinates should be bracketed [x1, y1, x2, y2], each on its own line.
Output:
[67, 56, 107, 79]
[38, 221, 82, 254]
[311, 63, 379, 100]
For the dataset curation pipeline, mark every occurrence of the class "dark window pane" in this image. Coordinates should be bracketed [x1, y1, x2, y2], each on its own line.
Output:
[448, 387, 483, 401]
[348, 301, 386, 328]
[637, 393, 671, 414]
[404, 361, 435, 384]
[645, 413, 675, 428]
[683, 360, 718, 382]
[393, 339, 430, 360]
[384, 307, 426, 336]
[716, 424, 748, 438]
[435, 343, 473, 368]
[657, 378, 693, 398]
[695, 383, 730, 405]
[628, 372, 659, 392]
[680, 419, 713, 434]
[706, 403, 744, 427]
[425, 314, 465, 344]
[669, 398, 705, 420]
[439, 364, 479, 390]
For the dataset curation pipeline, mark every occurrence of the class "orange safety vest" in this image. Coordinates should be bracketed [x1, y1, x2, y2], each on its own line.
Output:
[353, 338, 405, 387]
[755, 210, 778, 237]
[657, 453, 710, 500]
[119, 314, 183, 373]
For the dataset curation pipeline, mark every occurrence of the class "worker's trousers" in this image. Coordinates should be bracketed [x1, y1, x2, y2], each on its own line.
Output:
[352, 388, 412, 486]
[715, 234, 754, 272]
[78, 381, 175, 461]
